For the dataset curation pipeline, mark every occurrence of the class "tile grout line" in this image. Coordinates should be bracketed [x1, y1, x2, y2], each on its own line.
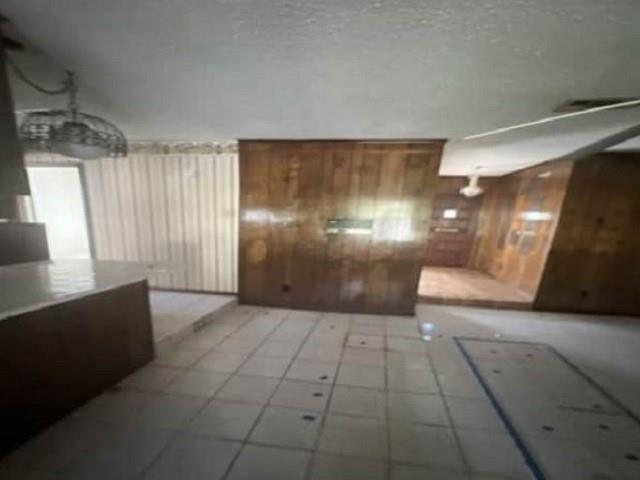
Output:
[220, 310, 324, 480]
[453, 336, 547, 480]
[137, 306, 281, 479]
[428, 337, 473, 475]
[383, 316, 393, 480]
[302, 313, 353, 480]
[59, 309, 260, 479]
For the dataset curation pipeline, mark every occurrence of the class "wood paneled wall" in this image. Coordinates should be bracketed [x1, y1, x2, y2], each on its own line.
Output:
[469, 160, 573, 296]
[239, 140, 443, 315]
[535, 153, 640, 315]
[424, 177, 489, 268]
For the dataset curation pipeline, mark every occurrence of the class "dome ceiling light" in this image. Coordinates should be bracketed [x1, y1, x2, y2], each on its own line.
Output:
[7, 57, 127, 160]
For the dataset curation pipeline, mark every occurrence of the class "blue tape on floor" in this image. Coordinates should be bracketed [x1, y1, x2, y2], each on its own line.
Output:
[453, 336, 547, 480]
[456, 336, 640, 427]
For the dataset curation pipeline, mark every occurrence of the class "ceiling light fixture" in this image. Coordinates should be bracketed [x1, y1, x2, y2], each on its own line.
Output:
[459, 175, 484, 197]
[7, 57, 126, 159]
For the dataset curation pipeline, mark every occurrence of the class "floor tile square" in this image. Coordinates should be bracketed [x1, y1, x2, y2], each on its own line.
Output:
[310, 453, 387, 480]
[165, 371, 229, 398]
[457, 431, 529, 478]
[388, 392, 449, 426]
[186, 400, 262, 440]
[74, 389, 154, 423]
[215, 375, 279, 404]
[215, 337, 262, 354]
[270, 380, 331, 411]
[346, 335, 385, 350]
[391, 465, 468, 479]
[226, 445, 310, 480]
[386, 351, 431, 370]
[238, 356, 290, 378]
[387, 337, 428, 353]
[193, 351, 248, 373]
[329, 386, 387, 418]
[350, 325, 386, 336]
[445, 397, 504, 432]
[154, 346, 206, 368]
[318, 415, 388, 460]
[286, 360, 338, 384]
[437, 372, 484, 399]
[249, 406, 322, 449]
[390, 423, 463, 470]
[135, 394, 207, 430]
[254, 341, 300, 358]
[387, 368, 439, 394]
[386, 324, 421, 338]
[526, 436, 616, 480]
[336, 364, 385, 389]
[341, 348, 386, 367]
[143, 433, 240, 480]
[297, 343, 343, 362]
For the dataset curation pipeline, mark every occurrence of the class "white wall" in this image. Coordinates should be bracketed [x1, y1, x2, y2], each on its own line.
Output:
[83, 142, 239, 292]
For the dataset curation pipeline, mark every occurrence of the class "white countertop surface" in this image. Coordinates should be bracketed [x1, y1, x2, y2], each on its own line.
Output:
[0, 259, 150, 321]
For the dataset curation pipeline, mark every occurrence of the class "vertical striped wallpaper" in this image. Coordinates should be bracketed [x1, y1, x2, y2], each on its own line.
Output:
[82, 145, 239, 292]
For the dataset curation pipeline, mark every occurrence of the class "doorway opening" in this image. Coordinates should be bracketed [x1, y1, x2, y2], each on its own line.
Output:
[26, 165, 92, 259]
[417, 169, 567, 310]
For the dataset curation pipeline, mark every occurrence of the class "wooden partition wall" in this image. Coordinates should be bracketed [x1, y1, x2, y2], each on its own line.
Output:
[535, 153, 640, 315]
[238, 140, 443, 315]
[468, 160, 573, 297]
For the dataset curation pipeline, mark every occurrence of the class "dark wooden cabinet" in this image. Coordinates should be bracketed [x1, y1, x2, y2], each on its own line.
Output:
[0, 222, 49, 266]
[0, 281, 154, 457]
[238, 140, 443, 315]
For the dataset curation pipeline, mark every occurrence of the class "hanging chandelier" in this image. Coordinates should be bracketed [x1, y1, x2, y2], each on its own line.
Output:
[8, 58, 127, 160]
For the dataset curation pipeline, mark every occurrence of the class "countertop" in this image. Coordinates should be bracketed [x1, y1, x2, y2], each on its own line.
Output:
[0, 259, 150, 321]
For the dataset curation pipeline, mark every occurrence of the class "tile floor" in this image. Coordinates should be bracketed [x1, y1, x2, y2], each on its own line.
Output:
[1, 303, 639, 480]
[150, 290, 236, 348]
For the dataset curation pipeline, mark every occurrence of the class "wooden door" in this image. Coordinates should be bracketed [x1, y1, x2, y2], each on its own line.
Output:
[238, 140, 443, 315]
[423, 177, 485, 267]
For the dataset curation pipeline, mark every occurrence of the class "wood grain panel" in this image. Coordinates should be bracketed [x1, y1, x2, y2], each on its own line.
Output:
[535, 153, 640, 315]
[238, 141, 443, 315]
[469, 160, 572, 296]
[424, 177, 490, 268]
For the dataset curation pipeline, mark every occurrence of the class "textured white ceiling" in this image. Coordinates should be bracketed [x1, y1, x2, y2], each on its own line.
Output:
[2, 0, 639, 174]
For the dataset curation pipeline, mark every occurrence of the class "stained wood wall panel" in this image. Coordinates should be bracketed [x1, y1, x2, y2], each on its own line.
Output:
[424, 177, 489, 268]
[238, 140, 443, 315]
[468, 160, 572, 296]
[535, 153, 640, 315]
